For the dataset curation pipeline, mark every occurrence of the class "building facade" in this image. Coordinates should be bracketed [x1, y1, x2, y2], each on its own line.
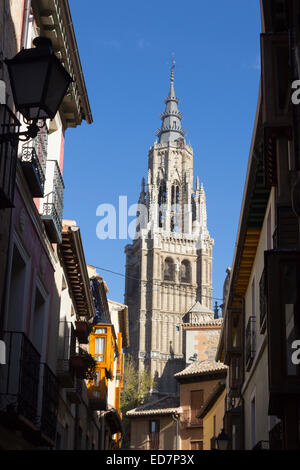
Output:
[56, 220, 99, 450]
[0, 0, 93, 449]
[127, 396, 180, 450]
[124, 66, 214, 395]
[127, 299, 225, 450]
[175, 360, 227, 451]
[216, 0, 300, 451]
[88, 266, 129, 450]
[198, 381, 226, 450]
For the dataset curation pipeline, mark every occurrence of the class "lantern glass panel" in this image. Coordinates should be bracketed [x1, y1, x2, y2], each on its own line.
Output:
[8, 58, 50, 120]
[43, 57, 72, 119]
[5, 37, 72, 122]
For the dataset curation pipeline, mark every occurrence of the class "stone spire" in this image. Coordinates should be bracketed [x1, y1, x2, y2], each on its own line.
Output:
[199, 183, 207, 228]
[155, 59, 186, 143]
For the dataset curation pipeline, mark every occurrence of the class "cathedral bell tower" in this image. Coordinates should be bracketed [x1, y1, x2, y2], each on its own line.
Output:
[124, 63, 214, 395]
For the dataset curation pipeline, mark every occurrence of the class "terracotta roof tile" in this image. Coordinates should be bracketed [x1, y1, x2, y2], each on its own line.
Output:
[127, 395, 180, 417]
[174, 360, 227, 379]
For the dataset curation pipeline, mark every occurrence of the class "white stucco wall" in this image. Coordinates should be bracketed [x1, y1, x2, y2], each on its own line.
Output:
[242, 188, 275, 449]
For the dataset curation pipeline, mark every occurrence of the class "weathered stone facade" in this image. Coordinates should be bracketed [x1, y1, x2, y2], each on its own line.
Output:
[124, 69, 214, 395]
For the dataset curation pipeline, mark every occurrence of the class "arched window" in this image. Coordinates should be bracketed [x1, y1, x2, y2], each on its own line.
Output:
[158, 181, 167, 207]
[176, 186, 180, 203]
[171, 216, 179, 232]
[171, 216, 175, 232]
[164, 258, 174, 281]
[171, 185, 175, 206]
[158, 210, 163, 228]
[180, 260, 191, 283]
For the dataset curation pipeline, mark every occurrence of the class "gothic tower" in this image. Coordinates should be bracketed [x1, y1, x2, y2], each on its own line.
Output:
[124, 65, 214, 395]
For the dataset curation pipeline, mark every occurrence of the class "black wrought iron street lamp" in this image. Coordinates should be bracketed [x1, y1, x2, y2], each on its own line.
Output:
[1, 36, 72, 143]
[216, 428, 230, 450]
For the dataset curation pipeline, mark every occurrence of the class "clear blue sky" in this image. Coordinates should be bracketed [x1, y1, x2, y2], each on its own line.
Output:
[63, 0, 261, 307]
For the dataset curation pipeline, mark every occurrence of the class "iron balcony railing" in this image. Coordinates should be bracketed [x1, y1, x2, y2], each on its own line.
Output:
[56, 321, 76, 388]
[181, 411, 203, 428]
[66, 377, 83, 404]
[21, 146, 45, 197]
[0, 331, 40, 426]
[33, 122, 48, 168]
[0, 104, 20, 208]
[259, 269, 267, 333]
[149, 431, 160, 450]
[88, 372, 107, 410]
[20, 124, 48, 198]
[39, 363, 59, 444]
[246, 316, 256, 370]
[41, 159, 64, 243]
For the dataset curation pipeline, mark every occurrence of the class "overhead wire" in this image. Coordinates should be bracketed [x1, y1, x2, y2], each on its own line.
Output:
[90, 264, 224, 303]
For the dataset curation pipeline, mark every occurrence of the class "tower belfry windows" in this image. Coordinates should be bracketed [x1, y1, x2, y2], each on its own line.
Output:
[158, 181, 167, 206]
[171, 216, 175, 232]
[159, 211, 164, 228]
[180, 260, 191, 283]
[164, 258, 175, 281]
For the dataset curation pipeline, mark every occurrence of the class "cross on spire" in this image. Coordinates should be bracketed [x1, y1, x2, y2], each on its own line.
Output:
[155, 53, 186, 143]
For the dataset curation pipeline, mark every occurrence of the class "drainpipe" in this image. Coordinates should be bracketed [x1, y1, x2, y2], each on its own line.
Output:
[172, 412, 180, 450]
[21, 0, 31, 48]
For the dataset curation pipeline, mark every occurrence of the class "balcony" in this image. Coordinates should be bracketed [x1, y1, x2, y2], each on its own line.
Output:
[56, 321, 76, 388]
[245, 316, 256, 371]
[0, 104, 20, 208]
[75, 320, 90, 345]
[41, 159, 64, 243]
[0, 331, 40, 431]
[0, 332, 59, 447]
[149, 431, 160, 450]
[116, 351, 124, 381]
[39, 363, 58, 446]
[181, 411, 203, 428]
[265, 250, 300, 408]
[20, 127, 47, 198]
[70, 347, 96, 380]
[229, 355, 242, 396]
[66, 377, 82, 405]
[224, 406, 244, 450]
[88, 369, 108, 410]
[259, 269, 267, 334]
[21, 146, 45, 197]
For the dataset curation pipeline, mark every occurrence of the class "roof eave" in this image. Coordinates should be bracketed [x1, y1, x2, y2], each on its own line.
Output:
[175, 369, 227, 383]
[61, 223, 95, 318]
[32, 0, 93, 128]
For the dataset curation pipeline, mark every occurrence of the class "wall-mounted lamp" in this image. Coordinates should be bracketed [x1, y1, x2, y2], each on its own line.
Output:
[216, 428, 230, 450]
[1, 37, 72, 143]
